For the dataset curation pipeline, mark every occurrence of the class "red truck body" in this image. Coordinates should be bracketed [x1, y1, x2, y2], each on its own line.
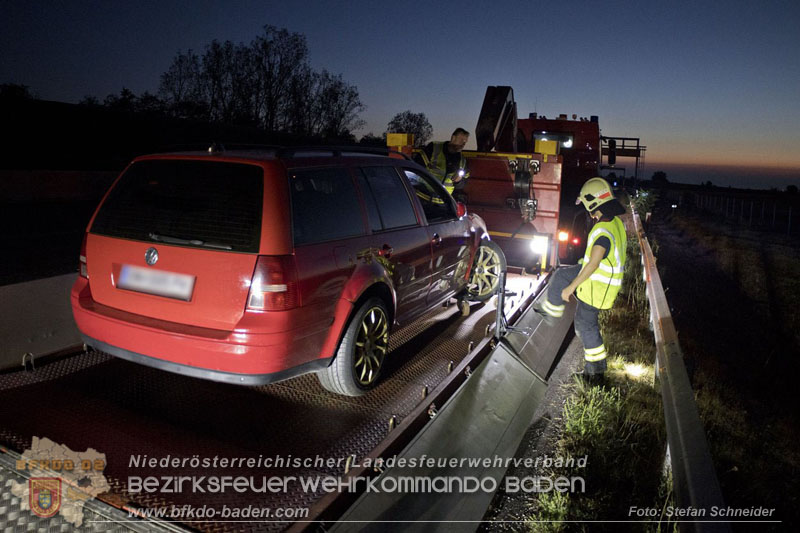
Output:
[463, 86, 601, 269]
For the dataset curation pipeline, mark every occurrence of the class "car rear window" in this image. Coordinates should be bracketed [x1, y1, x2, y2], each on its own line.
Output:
[289, 167, 365, 246]
[91, 160, 263, 253]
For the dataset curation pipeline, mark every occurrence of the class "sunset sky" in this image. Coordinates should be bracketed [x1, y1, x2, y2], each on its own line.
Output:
[2, 0, 798, 187]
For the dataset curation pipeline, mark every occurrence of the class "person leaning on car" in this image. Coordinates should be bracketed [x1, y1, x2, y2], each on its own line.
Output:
[423, 128, 470, 197]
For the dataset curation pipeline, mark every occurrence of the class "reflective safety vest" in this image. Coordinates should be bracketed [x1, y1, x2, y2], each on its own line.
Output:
[428, 142, 468, 194]
[576, 217, 627, 310]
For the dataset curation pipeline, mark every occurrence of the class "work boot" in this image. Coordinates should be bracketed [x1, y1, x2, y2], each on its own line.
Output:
[572, 370, 605, 387]
[532, 304, 559, 327]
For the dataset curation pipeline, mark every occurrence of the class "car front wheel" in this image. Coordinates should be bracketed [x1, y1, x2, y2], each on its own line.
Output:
[465, 240, 506, 302]
[317, 297, 390, 396]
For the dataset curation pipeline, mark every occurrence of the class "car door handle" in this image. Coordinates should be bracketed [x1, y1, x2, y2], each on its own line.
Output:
[378, 244, 393, 258]
[431, 233, 442, 245]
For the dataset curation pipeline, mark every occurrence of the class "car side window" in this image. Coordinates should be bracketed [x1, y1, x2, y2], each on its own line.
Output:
[289, 167, 365, 246]
[402, 169, 456, 222]
[358, 167, 418, 231]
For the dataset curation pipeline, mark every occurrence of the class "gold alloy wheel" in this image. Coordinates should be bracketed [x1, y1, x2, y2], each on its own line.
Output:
[353, 306, 389, 386]
[468, 244, 503, 299]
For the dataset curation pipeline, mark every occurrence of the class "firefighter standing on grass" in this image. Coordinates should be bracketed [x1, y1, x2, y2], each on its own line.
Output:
[423, 128, 470, 196]
[538, 177, 627, 385]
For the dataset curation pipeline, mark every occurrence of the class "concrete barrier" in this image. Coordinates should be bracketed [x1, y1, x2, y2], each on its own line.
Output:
[0, 274, 81, 370]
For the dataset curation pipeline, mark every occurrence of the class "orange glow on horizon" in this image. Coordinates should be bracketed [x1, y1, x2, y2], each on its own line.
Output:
[646, 160, 799, 172]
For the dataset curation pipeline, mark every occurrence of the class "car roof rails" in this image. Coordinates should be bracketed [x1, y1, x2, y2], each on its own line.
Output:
[277, 145, 412, 160]
[154, 143, 412, 160]
[155, 142, 282, 153]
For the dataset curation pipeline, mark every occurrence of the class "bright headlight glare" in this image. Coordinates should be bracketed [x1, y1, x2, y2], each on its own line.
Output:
[529, 235, 548, 255]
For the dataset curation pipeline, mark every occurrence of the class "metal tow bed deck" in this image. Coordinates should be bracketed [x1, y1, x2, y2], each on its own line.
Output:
[0, 273, 547, 532]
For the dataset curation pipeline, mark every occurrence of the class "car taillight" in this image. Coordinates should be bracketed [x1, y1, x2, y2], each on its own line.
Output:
[572, 237, 580, 245]
[558, 231, 569, 242]
[79, 233, 88, 279]
[246, 255, 299, 311]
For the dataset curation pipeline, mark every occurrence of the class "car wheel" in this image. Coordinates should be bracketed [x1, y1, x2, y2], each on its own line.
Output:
[465, 240, 507, 302]
[317, 298, 390, 396]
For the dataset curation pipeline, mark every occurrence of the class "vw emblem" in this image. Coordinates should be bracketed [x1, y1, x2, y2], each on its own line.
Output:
[145, 247, 159, 266]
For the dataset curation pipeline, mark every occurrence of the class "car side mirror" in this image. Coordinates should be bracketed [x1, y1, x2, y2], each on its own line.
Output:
[456, 202, 467, 218]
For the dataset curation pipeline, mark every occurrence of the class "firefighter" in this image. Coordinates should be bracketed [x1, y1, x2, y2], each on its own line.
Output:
[423, 128, 470, 195]
[537, 177, 627, 385]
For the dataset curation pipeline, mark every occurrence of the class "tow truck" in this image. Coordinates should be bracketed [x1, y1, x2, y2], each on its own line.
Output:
[394, 86, 605, 271]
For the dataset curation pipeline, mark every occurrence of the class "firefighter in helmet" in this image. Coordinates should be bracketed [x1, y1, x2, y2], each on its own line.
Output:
[537, 177, 627, 385]
[423, 128, 470, 196]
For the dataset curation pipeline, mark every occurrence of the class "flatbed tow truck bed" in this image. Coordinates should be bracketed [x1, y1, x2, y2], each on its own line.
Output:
[0, 272, 548, 532]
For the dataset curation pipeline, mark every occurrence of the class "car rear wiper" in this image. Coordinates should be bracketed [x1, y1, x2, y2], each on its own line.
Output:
[148, 232, 233, 250]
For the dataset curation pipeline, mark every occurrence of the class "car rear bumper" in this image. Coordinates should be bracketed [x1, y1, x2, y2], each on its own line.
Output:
[71, 277, 332, 384]
[81, 334, 331, 385]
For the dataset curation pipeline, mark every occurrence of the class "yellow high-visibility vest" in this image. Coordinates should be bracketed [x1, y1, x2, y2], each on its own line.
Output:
[429, 142, 468, 194]
[576, 217, 627, 309]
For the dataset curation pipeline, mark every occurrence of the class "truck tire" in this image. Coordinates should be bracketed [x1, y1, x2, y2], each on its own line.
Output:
[317, 298, 389, 396]
[465, 240, 507, 302]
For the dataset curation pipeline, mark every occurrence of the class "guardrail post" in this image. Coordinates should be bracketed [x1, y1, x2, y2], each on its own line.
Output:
[788, 206, 792, 236]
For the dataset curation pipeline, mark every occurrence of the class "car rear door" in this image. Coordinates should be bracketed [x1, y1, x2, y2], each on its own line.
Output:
[401, 168, 472, 306]
[287, 164, 372, 341]
[356, 165, 431, 323]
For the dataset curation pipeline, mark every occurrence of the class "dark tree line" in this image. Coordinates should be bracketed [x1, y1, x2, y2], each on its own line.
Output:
[7, 25, 441, 146]
[0, 83, 36, 99]
[83, 26, 365, 139]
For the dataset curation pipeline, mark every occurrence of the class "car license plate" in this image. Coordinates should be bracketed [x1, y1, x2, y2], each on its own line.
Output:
[118, 265, 195, 301]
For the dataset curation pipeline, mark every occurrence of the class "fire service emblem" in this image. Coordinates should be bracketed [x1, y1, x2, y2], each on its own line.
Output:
[29, 477, 61, 518]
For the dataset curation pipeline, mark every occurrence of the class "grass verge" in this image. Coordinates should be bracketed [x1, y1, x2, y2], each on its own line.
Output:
[653, 208, 800, 527]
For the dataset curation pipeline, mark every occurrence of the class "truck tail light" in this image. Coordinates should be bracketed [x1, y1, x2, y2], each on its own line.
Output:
[558, 231, 569, 242]
[79, 233, 88, 279]
[572, 237, 580, 245]
[247, 255, 299, 311]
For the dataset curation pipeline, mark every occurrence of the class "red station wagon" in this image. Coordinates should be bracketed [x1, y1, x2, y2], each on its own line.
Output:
[71, 147, 505, 395]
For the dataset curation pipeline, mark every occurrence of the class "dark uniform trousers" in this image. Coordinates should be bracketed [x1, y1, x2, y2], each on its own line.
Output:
[546, 264, 607, 375]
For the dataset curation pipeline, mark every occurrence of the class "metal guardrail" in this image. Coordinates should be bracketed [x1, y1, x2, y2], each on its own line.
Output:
[631, 210, 730, 532]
